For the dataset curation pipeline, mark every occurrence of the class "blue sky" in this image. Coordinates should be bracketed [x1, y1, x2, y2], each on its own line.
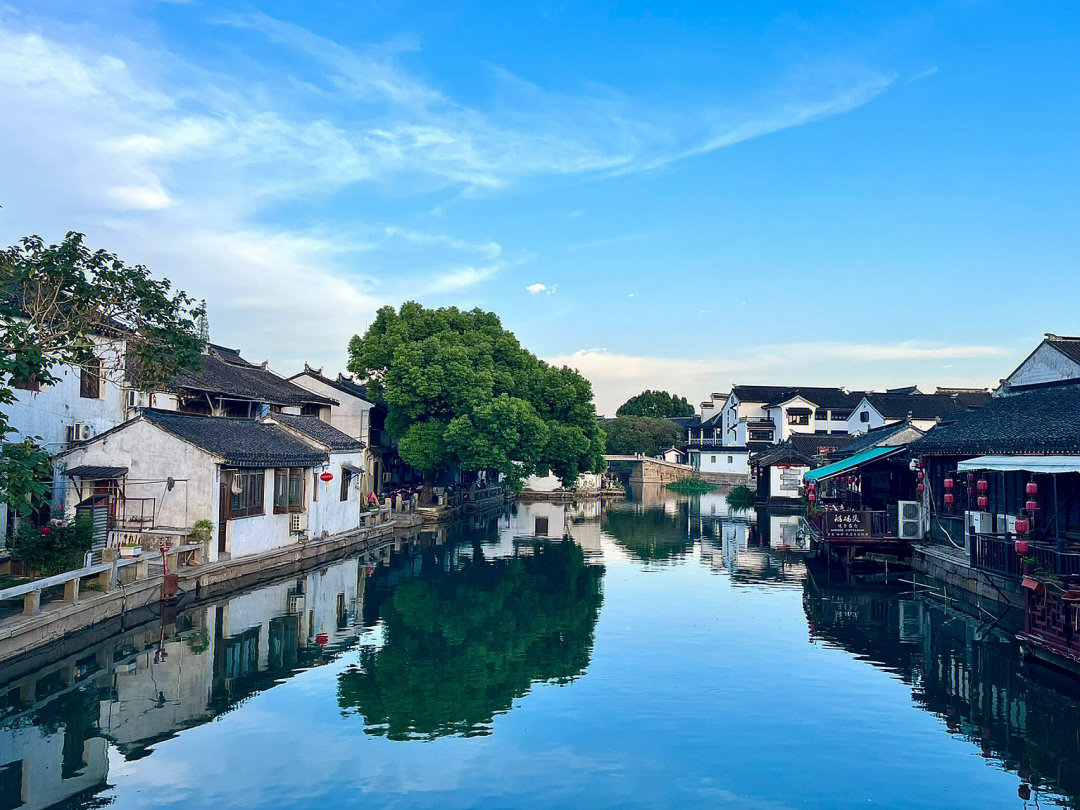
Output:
[2, 1, 1078, 413]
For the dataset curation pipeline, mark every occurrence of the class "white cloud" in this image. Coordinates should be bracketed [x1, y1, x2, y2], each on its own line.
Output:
[527, 283, 547, 294]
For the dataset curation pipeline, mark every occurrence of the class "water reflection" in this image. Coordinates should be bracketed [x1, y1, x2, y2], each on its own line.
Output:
[804, 568, 1080, 807]
[338, 539, 603, 740]
[6, 494, 1080, 809]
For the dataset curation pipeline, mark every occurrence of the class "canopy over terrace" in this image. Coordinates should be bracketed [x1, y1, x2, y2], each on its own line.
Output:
[957, 456, 1080, 474]
[803, 446, 905, 483]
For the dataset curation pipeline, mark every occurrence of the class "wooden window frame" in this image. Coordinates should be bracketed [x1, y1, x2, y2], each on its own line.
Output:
[80, 357, 101, 399]
[339, 468, 352, 502]
[274, 467, 306, 513]
[225, 469, 265, 519]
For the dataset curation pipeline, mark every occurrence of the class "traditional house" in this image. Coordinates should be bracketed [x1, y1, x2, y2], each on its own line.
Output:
[53, 409, 371, 561]
[909, 381, 1080, 670]
[145, 343, 336, 419]
[846, 391, 989, 435]
[752, 434, 851, 504]
[999, 333, 1080, 392]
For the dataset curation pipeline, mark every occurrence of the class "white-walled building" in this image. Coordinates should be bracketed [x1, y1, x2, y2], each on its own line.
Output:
[53, 409, 373, 561]
[999, 333, 1080, 391]
[846, 392, 988, 435]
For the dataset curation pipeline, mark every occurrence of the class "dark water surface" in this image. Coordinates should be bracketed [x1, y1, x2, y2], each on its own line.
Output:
[3, 492, 1080, 809]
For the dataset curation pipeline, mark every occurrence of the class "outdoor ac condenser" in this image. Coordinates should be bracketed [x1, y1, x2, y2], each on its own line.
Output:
[289, 512, 308, 534]
[965, 510, 993, 554]
[897, 501, 925, 540]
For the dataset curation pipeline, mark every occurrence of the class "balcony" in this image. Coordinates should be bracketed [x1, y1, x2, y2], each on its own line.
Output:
[971, 533, 1080, 580]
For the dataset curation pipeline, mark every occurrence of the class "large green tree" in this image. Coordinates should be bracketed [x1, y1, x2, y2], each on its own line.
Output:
[1, 232, 204, 517]
[601, 415, 683, 457]
[347, 302, 605, 489]
[616, 389, 694, 419]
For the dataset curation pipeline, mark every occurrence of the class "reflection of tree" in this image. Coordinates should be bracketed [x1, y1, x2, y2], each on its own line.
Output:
[338, 540, 603, 740]
[603, 507, 690, 562]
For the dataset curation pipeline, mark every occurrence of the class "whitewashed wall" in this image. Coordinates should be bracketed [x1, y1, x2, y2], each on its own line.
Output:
[309, 450, 367, 538]
[1005, 342, 1080, 388]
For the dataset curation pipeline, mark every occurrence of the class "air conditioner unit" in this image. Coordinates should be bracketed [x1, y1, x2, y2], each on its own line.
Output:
[126, 389, 151, 409]
[67, 423, 91, 442]
[897, 500, 925, 540]
[965, 510, 994, 554]
[289, 512, 308, 534]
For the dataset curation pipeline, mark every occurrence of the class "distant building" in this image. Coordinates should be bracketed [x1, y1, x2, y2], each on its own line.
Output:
[846, 391, 989, 435]
[999, 333, 1080, 392]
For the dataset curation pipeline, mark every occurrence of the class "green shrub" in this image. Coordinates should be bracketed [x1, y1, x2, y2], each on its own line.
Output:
[726, 485, 756, 512]
[15, 514, 94, 576]
[665, 478, 717, 493]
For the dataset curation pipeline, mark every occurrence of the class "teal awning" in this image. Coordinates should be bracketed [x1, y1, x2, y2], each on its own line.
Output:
[803, 445, 905, 483]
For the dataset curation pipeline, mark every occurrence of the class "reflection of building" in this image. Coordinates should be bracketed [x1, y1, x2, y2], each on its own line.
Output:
[0, 543, 391, 809]
[804, 570, 1080, 807]
[496, 501, 605, 560]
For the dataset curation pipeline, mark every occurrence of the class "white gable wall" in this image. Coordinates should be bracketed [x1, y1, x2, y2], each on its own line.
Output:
[1005, 342, 1080, 388]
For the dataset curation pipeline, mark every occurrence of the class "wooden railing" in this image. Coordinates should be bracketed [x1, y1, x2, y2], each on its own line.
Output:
[971, 533, 1080, 580]
[811, 509, 897, 541]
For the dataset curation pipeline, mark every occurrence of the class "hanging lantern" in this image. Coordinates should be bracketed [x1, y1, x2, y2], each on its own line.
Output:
[918, 458, 926, 469]
[1026, 499, 1040, 513]
[966, 472, 975, 486]
[1015, 517, 1030, 535]
[944, 478, 954, 490]
[320, 471, 334, 483]
[807, 492, 816, 503]
[315, 632, 329, 647]
[917, 483, 926, 494]
[1015, 539, 1029, 555]
[977, 479, 989, 492]
[1026, 481, 1038, 496]
[806, 481, 816, 491]
[944, 493, 955, 505]
[917, 470, 925, 482]
[978, 495, 989, 509]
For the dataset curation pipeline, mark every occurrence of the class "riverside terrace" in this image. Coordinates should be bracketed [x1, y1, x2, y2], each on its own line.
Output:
[910, 381, 1080, 670]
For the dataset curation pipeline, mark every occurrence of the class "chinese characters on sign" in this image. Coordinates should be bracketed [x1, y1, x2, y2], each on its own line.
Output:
[824, 511, 871, 538]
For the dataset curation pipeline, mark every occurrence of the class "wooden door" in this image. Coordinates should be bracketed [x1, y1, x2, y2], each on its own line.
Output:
[218, 473, 230, 555]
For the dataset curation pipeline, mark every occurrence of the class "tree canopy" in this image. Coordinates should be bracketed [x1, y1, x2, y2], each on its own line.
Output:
[347, 302, 605, 488]
[1, 232, 204, 516]
[615, 389, 694, 419]
[338, 540, 604, 739]
[601, 415, 683, 457]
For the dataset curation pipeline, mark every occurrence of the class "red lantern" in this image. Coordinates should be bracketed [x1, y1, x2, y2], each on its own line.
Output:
[977, 495, 989, 509]
[918, 459, 926, 469]
[1026, 500, 1040, 513]
[1015, 539, 1029, 555]
[917, 483, 925, 493]
[1026, 481, 1038, 496]
[315, 632, 329, 647]
[320, 471, 334, 482]
[917, 470, 925, 482]
[1015, 517, 1030, 535]
[977, 479, 989, 492]
[806, 481, 815, 491]
[944, 493, 955, 505]
[39, 526, 50, 536]
[966, 472, 975, 486]
[807, 492, 816, 503]
[944, 478, 954, 490]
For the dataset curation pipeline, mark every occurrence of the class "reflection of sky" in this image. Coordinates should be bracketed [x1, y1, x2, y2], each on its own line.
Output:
[93, 532, 1032, 810]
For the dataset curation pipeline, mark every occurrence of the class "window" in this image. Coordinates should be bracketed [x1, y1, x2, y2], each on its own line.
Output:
[226, 470, 265, 518]
[787, 411, 809, 426]
[534, 516, 549, 536]
[312, 469, 319, 502]
[340, 468, 353, 501]
[749, 429, 773, 441]
[710, 455, 716, 463]
[860, 411, 870, 423]
[728, 456, 733, 464]
[12, 371, 40, 391]
[274, 468, 305, 513]
[80, 356, 101, 399]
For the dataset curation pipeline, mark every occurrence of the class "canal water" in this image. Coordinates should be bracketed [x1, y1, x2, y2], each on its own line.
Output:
[3, 489, 1080, 809]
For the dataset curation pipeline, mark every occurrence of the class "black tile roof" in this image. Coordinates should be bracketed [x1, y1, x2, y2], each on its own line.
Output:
[731, 385, 860, 410]
[911, 384, 1080, 455]
[754, 434, 851, 467]
[142, 409, 328, 467]
[64, 465, 128, 479]
[860, 392, 972, 421]
[271, 414, 365, 451]
[833, 421, 923, 458]
[289, 367, 374, 403]
[1047, 335, 1080, 366]
[171, 347, 336, 407]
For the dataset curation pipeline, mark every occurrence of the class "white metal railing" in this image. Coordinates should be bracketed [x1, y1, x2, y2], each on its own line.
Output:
[0, 542, 204, 618]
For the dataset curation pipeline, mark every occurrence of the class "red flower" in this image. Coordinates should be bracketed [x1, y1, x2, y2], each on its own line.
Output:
[40, 526, 51, 535]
